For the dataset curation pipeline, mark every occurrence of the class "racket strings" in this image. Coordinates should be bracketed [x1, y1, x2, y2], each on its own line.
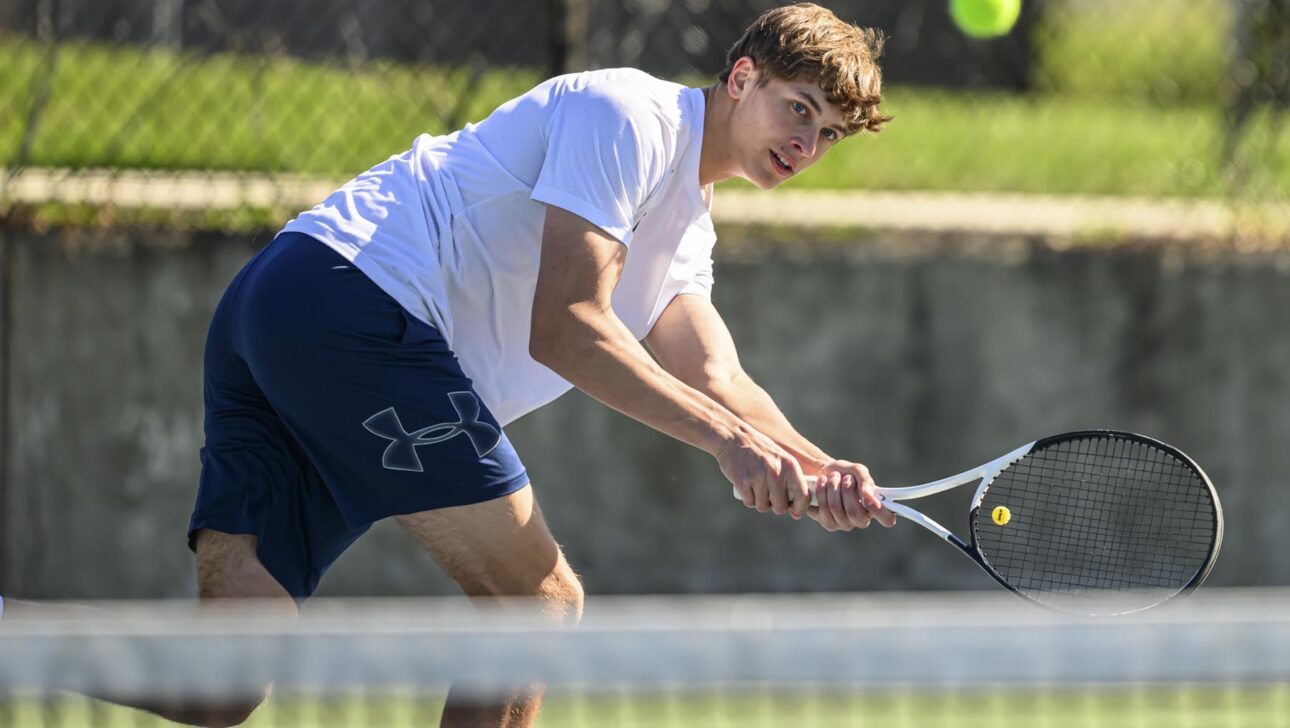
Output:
[973, 435, 1218, 613]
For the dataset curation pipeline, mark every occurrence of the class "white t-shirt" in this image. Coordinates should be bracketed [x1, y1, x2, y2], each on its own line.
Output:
[282, 68, 716, 425]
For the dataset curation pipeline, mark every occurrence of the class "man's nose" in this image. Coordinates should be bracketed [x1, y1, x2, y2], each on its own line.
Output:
[791, 134, 816, 160]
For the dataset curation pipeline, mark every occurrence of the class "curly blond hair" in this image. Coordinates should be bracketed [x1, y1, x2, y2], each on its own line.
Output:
[719, 3, 892, 135]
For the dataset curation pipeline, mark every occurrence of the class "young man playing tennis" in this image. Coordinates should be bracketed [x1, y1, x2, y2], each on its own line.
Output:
[1, 3, 896, 726]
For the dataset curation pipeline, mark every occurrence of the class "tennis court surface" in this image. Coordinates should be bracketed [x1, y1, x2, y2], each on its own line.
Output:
[2, 590, 1286, 727]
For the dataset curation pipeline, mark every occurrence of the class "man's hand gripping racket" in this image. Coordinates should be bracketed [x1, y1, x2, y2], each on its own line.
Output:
[733, 430, 1224, 616]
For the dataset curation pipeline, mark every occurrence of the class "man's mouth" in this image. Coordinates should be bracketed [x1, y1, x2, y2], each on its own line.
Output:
[770, 150, 793, 175]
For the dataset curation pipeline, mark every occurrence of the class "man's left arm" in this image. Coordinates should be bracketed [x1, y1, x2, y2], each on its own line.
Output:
[644, 293, 895, 530]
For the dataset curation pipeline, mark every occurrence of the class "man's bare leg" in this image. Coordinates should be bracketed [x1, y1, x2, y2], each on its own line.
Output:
[0, 530, 297, 727]
[395, 484, 584, 728]
[141, 529, 298, 727]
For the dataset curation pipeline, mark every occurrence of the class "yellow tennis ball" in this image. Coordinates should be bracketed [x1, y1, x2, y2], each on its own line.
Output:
[992, 506, 1012, 526]
[950, 0, 1021, 39]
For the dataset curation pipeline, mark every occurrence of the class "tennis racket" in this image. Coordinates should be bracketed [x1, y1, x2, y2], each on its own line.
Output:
[733, 430, 1223, 615]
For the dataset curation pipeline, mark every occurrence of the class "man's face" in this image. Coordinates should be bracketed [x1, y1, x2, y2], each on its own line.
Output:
[727, 61, 848, 189]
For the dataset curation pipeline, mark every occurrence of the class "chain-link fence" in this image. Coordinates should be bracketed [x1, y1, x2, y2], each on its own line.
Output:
[0, 0, 1287, 224]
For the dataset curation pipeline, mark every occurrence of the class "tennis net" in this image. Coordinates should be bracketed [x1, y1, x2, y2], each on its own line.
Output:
[2, 589, 1287, 727]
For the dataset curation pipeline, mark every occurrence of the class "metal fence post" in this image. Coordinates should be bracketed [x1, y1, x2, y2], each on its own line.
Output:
[548, 0, 589, 76]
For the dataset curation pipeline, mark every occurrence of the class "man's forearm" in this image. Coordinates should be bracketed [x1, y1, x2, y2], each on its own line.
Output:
[531, 307, 751, 457]
[705, 373, 831, 471]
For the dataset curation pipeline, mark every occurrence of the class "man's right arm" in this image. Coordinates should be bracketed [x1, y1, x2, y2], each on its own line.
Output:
[529, 205, 811, 516]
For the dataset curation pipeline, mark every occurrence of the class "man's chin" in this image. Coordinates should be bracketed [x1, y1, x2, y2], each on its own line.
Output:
[748, 174, 786, 191]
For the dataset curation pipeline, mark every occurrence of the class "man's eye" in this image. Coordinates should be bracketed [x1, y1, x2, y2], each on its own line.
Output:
[792, 101, 807, 115]
[822, 128, 838, 141]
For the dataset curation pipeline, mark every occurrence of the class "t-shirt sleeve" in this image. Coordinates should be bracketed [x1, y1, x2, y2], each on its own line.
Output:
[674, 218, 715, 297]
[649, 214, 718, 324]
[531, 88, 670, 246]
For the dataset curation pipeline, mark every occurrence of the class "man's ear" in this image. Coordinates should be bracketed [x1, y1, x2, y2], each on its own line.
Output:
[726, 56, 758, 100]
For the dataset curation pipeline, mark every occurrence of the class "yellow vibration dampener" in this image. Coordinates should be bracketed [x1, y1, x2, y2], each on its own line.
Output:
[992, 506, 1012, 526]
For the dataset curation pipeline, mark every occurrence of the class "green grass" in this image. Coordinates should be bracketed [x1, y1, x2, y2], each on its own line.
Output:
[2, 0, 1289, 203]
[0, 37, 541, 175]
[1034, 0, 1232, 104]
[7, 684, 1288, 727]
[789, 90, 1290, 199]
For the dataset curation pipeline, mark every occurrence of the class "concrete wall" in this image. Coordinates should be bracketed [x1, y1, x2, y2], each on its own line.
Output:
[1, 227, 1287, 599]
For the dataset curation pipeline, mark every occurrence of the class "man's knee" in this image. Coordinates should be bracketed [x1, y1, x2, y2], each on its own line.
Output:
[535, 560, 585, 626]
[459, 556, 584, 626]
[446, 553, 584, 626]
[395, 488, 584, 623]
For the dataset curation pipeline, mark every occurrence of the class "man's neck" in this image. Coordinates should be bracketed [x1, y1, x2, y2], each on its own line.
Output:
[698, 83, 736, 187]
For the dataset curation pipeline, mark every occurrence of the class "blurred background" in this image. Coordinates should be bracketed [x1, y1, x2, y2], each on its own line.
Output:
[0, 0, 1288, 601]
[2, 0, 1288, 203]
[1, 4, 1288, 725]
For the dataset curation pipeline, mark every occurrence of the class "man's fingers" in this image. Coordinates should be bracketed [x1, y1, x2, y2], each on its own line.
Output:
[872, 496, 898, 528]
[825, 473, 856, 532]
[787, 462, 810, 518]
[767, 470, 791, 515]
[841, 477, 872, 529]
[844, 464, 896, 529]
[736, 457, 900, 531]
[755, 478, 772, 512]
[859, 484, 898, 528]
[811, 476, 840, 531]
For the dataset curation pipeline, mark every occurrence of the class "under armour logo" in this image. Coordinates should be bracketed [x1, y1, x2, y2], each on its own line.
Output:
[362, 393, 501, 472]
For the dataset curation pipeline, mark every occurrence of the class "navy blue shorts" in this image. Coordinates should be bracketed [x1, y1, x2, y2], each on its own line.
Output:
[189, 232, 529, 598]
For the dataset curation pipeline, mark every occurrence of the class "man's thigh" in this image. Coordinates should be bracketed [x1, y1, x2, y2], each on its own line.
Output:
[192, 529, 297, 605]
[395, 485, 583, 619]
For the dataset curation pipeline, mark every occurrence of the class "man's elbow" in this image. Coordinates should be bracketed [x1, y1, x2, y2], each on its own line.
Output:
[700, 365, 752, 401]
[529, 307, 574, 367]
[529, 317, 559, 366]
[530, 300, 608, 371]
